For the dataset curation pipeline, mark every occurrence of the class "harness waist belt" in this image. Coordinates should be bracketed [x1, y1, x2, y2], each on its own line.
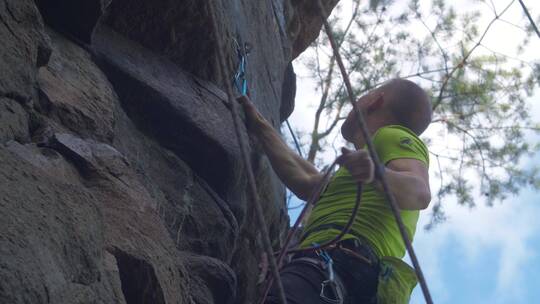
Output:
[301, 223, 379, 259]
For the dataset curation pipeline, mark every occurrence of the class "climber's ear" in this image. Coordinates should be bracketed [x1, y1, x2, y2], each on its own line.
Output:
[366, 92, 384, 113]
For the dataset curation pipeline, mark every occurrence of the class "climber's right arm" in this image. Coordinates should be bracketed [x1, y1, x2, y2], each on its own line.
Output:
[238, 96, 323, 200]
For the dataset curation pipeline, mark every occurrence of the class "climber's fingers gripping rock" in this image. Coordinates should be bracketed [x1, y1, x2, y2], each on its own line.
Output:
[337, 147, 375, 184]
[237, 95, 265, 132]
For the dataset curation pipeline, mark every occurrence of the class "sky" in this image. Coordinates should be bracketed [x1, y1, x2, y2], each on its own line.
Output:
[283, 1, 540, 303]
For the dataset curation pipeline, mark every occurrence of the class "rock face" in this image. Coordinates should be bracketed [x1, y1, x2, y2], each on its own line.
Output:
[0, 0, 339, 303]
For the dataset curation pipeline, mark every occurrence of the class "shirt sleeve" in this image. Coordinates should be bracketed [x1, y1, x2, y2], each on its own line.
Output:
[372, 126, 429, 167]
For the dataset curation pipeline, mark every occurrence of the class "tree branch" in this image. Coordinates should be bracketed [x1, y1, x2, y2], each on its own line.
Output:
[432, 0, 516, 112]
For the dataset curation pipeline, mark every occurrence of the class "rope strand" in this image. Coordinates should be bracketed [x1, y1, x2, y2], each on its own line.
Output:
[207, 1, 433, 303]
[259, 160, 338, 304]
[314, 0, 434, 302]
[518, 0, 540, 39]
[283, 185, 362, 255]
[204, 2, 288, 304]
[285, 119, 303, 157]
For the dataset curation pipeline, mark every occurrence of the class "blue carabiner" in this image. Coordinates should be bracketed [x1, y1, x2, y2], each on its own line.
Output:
[233, 40, 250, 96]
[319, 251, 343, 303]
[312, 244, 343, 304]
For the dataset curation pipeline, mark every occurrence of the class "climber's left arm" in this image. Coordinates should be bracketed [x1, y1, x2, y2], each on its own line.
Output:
[379, 158, 431, 210]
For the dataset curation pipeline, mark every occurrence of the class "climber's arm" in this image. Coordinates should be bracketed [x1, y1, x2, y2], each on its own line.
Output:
[238, 96, 323, 200]
[379, 158, 431, 210]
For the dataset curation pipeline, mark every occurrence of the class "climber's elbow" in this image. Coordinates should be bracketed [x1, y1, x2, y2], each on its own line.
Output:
[417, 188, 432, 210]
[394, 182, 431, 211]
[293, 173, 324, 201]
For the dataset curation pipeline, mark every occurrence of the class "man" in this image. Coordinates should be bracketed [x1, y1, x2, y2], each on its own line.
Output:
[239, 78, 432, 304]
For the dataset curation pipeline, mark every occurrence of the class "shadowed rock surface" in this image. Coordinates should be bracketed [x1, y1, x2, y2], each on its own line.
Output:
[0, 0, 340, 303]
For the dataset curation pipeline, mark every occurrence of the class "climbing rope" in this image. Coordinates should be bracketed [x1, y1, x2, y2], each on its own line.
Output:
[264, 1, 435, 303]
[518, 0, 540, 39]
[232, 37, 302, 160]
[204, 2, 288, 304]
[283, 185, 362, 255]
[259, 161, 364, 303]
[284, 119, 303, 157]
[208, 1, 433, 303]
[231, 37, 349, 254]
[229, 28, 360, 304]
[313, 0, 434, 302]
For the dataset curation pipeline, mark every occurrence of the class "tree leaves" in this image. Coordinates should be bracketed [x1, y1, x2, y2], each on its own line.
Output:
[293, 0, 540, 227]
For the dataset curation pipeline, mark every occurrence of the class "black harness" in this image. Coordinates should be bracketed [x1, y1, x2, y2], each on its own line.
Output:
[291, 226, 380, 304]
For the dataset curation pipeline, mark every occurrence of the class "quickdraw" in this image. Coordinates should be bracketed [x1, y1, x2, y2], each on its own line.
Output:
[233, 38, 251, 96]
[208, 0, 434, 303]
[316, 248, 344, 304]
[205, 4, 288, 303]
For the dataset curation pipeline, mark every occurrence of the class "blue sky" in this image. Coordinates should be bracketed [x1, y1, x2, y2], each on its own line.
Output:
[408, 185, 540, 304]
[284, 1, 540, 303]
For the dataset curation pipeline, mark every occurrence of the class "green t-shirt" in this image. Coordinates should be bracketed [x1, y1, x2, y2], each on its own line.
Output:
[300, 125, 429, 257]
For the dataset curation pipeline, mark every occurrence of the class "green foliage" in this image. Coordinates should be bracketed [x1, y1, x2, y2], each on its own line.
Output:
[293, 0, 540, 228]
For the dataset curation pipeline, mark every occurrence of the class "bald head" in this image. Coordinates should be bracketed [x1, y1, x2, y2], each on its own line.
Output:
[341, 78, 432, 144]
[377, 78, 432, 135]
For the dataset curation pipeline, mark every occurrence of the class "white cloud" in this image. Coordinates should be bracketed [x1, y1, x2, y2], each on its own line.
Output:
[411, 190, 540, 303]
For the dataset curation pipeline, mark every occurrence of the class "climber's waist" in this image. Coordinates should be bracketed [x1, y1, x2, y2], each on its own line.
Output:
[298, 223, 379, 264]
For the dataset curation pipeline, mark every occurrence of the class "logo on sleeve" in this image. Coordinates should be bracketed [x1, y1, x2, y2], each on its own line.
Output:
[400, 137, 413, 147]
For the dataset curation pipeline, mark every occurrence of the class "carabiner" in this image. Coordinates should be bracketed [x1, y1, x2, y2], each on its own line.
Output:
[320, 279, 343, 304]
[232, 38, 250, 96]
[315, 248, 343, 304]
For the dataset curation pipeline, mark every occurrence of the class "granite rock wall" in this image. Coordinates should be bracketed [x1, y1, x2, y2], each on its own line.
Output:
[0, 0, 339, 303]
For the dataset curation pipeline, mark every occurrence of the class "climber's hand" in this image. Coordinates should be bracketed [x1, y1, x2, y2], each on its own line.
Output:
[337, 147, 374, 184]
[237, 95, 265, 132]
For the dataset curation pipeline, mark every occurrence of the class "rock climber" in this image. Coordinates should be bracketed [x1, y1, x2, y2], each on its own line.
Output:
[238, 78, 432, 304]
